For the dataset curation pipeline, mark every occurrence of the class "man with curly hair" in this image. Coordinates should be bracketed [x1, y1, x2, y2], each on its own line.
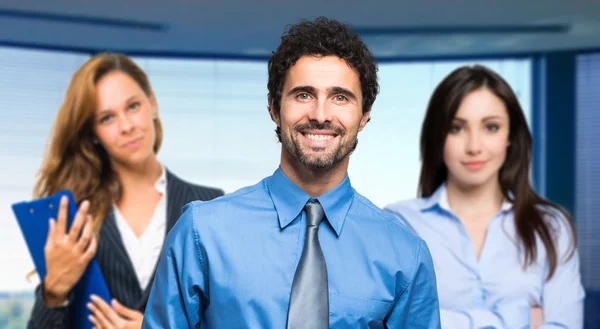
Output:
[143, 17, 441, 329]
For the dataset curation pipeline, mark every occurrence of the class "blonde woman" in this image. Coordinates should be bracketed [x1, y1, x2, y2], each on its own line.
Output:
[29, 53, 223, 329]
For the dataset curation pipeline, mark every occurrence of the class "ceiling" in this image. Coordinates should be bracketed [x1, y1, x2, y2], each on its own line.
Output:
[1, 0, 599, 59]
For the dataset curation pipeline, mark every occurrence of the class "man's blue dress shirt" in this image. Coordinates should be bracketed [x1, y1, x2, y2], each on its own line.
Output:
[143, 168, 440, 328]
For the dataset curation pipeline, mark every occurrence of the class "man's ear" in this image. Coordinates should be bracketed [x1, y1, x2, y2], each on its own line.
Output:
[358, 110, 371, 132]
[269, 99, 281, 127]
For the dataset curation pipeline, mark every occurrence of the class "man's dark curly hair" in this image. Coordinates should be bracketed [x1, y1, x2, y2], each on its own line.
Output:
[267, 17, 379, 138]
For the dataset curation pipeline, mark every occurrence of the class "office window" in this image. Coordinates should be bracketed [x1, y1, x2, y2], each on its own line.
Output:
[132, 57, 279, 193]
[576, 53, 600, 291]
[0, 47, 90, 328]
[0, 47, 90, 295]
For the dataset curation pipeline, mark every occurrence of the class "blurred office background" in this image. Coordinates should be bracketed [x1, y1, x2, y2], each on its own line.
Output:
[0, 1, 598, 328]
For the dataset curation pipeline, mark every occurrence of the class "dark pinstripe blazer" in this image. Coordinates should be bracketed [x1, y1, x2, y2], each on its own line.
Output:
[28, 170, 224, 329]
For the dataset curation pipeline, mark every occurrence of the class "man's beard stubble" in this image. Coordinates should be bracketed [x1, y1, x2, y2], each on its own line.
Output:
[281, 122, 358, 169]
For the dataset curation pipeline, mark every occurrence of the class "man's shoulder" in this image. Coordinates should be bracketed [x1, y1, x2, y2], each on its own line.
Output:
[179, 178, 272, 229]
[351, 193, 431, 274]
[189, 179, 267, 210]
[381, 198, 427, 228]
[352, 193, 423, 245]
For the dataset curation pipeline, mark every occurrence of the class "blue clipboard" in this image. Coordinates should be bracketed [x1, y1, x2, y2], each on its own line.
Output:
[12, 190, 111, 329]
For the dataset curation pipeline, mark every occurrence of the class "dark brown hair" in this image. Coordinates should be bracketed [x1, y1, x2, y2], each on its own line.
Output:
[267, 16, 379, 141]
[418, 64, 576, 279]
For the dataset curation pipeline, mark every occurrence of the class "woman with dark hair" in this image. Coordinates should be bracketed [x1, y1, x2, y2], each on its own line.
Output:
[28, 53, 223, 329]
[385, 65, 584, 328]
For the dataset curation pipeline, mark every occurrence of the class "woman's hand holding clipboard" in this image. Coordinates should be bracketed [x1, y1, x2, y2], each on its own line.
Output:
[12, 190, 112, 329]
[43, 196, 97, 307]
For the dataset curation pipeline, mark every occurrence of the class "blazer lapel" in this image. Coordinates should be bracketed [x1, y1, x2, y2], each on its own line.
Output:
[100, 210, 139, 284]
[138, 170, 187, 309]
[165, 170, 186, 235]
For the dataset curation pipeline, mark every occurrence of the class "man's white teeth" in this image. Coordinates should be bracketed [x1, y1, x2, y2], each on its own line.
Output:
[306, 134, 334, 141]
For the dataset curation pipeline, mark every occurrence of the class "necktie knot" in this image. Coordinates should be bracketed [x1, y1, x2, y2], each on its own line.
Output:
[304, 199, 324, 228]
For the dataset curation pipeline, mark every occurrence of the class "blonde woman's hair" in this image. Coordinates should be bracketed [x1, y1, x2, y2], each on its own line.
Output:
[34, 53, 163, 231]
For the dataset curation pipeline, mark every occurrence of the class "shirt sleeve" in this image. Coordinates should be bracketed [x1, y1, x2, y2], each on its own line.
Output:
[439, 295, 530, 329]
[386, 240, 441, 328]
[142, 203, 208, 329]
[27, 282, 70, 329]
[538, 213, 585, 329]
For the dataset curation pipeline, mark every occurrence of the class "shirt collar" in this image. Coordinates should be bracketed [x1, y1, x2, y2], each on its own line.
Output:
[421, 183, 514, 213]
[268, 167, 354, 236]
[420, 183, 446, 211]
[500, 197, 513, 212]
[154, 165, 167, 195]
